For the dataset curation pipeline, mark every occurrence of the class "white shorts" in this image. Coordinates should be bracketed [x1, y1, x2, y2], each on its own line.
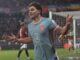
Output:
[20, 44, 27, 49]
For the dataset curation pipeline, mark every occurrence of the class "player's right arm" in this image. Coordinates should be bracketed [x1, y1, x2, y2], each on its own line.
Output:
[4, 34, 33, 44]
[17, 37, 32, 44]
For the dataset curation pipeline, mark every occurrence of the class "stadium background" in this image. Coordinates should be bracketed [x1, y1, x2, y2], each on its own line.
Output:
[0, 0, 80, 50]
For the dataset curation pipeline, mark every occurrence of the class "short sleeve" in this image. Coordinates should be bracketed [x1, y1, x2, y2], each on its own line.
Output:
[48, 19, 58, 29]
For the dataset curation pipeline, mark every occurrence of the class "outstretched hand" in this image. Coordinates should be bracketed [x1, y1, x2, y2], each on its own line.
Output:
[2, 33, 17, 43]
[58, 15, 73, 41]
[58, 35, 65, 41]
[66, 14, 73, 25]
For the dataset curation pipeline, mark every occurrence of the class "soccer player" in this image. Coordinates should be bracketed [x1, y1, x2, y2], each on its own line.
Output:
[5, 2, 73, 60]
[17, 21, 31, 60]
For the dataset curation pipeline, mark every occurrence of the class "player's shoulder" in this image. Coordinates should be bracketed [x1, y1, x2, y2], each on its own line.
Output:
[43, 17, 54, 24]
[43, 17, 50, 21]
[43, 17, 55, 22]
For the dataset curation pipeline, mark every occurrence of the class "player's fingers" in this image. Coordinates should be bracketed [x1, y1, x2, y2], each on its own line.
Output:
[6, 36, 14, 41]
[11, 33, 15, 36]
[66, 14, 69, 18]
[59, 35, 64, 40]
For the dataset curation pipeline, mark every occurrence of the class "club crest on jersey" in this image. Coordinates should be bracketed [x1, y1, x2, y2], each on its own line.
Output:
[40, 25, 44, 31]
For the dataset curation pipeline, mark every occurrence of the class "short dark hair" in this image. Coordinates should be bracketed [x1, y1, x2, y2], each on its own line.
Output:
[28, 2, 42, 15]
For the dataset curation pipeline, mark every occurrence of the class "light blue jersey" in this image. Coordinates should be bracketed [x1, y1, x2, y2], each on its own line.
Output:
[28, 17, 57, 60]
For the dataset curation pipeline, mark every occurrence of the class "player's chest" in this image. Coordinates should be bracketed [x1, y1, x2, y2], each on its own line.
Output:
[30, 23, 49, 34]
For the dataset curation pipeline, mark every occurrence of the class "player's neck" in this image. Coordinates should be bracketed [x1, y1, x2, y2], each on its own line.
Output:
[33, 15, 42, 24]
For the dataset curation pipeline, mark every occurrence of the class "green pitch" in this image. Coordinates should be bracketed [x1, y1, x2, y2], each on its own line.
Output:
[0, 49, 34, 60]
[57, 48, 80, 60]
[0, 48, 80, 60]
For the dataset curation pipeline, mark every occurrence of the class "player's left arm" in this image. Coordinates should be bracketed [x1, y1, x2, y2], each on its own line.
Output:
[54, 15, 73, 40]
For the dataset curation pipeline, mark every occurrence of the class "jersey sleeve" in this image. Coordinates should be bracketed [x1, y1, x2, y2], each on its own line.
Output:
[48, 19, 58, 29]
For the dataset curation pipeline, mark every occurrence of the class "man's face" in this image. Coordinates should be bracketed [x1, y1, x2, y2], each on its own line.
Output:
[28, 6, 40, 19]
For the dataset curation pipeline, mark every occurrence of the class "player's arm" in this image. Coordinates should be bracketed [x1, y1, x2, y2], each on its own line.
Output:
[17, 37, 32, 44]
[54, 25, 70, 40]
[54, 15, 73, 40]
[16, 26, 32, 44]
[4, 34, 32, 44]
